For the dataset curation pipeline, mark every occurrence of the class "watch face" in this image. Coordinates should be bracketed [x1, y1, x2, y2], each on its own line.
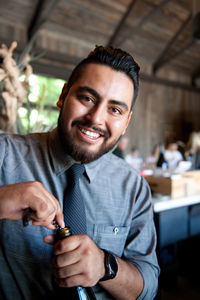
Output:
[100, 250, 118, 281]
[108, 253, 118, 278]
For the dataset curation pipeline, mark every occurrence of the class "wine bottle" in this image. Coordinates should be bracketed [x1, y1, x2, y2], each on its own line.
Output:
[54, 226, 97, 300]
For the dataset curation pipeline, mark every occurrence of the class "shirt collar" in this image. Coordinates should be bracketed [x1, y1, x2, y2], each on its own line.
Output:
[84, 153, 111, 182]
[49, 128, 111, 182]
[49, 128, 73, 175]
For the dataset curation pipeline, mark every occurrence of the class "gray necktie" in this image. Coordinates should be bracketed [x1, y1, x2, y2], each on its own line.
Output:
[63, 163, 86, 235]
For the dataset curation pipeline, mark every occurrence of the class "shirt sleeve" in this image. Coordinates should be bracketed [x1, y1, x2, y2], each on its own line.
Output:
[123, 176, 160, 300]
[0, 135, 6, 168]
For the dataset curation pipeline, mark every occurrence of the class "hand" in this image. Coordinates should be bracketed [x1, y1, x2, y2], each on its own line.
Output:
[44, 234, 105, 287]
[0, 182, 64, 229]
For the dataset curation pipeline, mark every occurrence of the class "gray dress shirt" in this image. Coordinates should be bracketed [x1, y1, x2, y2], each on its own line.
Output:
[0, 128, 159, 300]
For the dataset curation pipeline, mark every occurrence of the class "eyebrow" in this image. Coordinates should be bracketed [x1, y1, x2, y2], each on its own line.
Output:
[77, 86, 101, 101]
[109, 100, 129, 112]
[77, 86, 129, 112]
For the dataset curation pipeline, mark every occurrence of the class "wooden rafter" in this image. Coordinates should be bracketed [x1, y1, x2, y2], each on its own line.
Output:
[153, 13, 192, 73]
[0, 35, 79, 79]
[163, 40, 194, 63]
[141, 73, 200, 94]
[0, 36, 80, 65]
[191, 64, 200, 86]
[18, 0, 59, 64]
[107, 0, 137, 46]
[117, 0, 171, 47]
[28, 0, 58, 40]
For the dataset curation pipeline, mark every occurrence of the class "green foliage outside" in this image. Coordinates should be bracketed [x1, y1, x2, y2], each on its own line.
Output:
[16, 74, 65, 134]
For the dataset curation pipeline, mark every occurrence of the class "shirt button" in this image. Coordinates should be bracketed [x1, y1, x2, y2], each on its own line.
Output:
[113, 227, 119, 235]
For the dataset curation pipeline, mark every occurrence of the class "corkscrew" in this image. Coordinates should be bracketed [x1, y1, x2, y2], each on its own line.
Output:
[22, 208, 33, 226]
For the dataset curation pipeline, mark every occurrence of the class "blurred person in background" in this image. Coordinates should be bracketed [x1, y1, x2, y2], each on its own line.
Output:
[177, 140, 186, 160]
[185, 132, 200, 170]
[146, 144, 161, 169]
[164, 141, 183, 171]
[125, 147, 143, 171]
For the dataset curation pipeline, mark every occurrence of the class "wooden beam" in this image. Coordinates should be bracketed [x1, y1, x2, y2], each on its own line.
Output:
[31, 61, 72, 80]
[27, 63, 200, 92]
[153, 13, 192, 73]
[191, 64, 200, 86]
[30, 48, 80, 66]
[141, 73, 200, 94]
[0, 35, 80, 67]
[18, 0, 59, 65]
[117, 0, 171, 47]
[107, 0, 137, 46]
[2, 36, 199, 92]
[28, 0, 58, 40]
[157, 40, 194, 68]
[0, 36, 80, 80]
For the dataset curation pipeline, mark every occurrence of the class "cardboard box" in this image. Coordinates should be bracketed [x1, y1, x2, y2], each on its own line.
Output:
[146, 170, 200, 198]
[146, 175, 185, 198]
[182, 170, 200, 196]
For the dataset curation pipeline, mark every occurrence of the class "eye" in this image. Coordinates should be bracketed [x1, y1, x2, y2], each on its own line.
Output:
[77, 94, 94, 103]
[84, 96, 93, 102]
[110, 107, 122, 115]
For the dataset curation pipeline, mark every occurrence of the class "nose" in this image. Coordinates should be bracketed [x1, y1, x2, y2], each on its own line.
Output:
[85, 104, 106, 125]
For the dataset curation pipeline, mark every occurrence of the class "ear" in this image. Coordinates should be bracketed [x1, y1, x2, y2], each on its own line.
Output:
[122, 111, 132, 135]
[57, 83, 68, 108]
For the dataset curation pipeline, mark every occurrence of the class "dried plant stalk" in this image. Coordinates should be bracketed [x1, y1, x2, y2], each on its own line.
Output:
[0, 41, 32, 132]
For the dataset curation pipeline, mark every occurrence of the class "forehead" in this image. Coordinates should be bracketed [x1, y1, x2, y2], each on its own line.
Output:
[71, 63, 134, 108]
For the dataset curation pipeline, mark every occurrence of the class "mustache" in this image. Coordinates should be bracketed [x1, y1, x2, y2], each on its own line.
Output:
[72, 120, 110, 138]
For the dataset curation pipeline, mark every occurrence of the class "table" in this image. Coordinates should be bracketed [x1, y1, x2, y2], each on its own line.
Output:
[153, 194, 200, 248]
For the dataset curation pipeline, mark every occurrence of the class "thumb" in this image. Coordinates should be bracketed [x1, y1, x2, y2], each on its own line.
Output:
[43, 234, 56, 245]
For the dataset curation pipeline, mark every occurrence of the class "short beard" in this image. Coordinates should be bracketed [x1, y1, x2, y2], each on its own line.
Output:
[57, 114, 120, 164]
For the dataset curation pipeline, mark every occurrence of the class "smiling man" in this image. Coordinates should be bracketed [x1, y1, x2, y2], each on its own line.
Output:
[0, 46, 159, 300]
[57, 63, 133, 163]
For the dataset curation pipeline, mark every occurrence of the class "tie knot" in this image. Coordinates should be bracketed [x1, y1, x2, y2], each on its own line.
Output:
[69, 163, 85, 183]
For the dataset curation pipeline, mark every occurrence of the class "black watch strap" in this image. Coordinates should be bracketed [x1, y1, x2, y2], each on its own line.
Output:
[99, 249, 118, 282]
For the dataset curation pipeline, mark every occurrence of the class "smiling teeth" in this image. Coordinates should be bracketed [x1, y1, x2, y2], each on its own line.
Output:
[81, 128, 100, 138]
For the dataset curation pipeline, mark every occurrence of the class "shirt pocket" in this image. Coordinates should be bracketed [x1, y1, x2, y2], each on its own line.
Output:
[87, 224, 130, 257]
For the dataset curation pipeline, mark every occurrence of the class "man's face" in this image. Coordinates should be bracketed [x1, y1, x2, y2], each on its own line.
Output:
[169, 143, 178, 151]
[57, 63, 133, 163]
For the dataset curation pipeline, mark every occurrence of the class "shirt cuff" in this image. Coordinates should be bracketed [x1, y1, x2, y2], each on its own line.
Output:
[131, 261, 159, 300]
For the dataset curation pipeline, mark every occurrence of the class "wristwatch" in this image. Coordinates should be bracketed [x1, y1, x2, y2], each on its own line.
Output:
[99, 249, 118, 281]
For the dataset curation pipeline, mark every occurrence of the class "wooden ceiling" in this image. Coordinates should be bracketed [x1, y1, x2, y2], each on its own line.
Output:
[0, 0, 200, 91]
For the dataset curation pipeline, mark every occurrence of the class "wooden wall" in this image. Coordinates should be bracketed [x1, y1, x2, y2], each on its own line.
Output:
[126, 80, 200, 159]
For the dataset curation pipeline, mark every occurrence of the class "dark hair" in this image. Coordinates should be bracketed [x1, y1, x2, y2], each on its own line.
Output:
[131, 147, 139, 152]
[67, 45, 140, 110]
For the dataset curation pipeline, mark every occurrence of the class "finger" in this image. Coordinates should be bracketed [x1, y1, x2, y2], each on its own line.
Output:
[30, 208, 55, 225]
[36, 198, 56, 220]
[55, 198, 65, 228]
[53, 266, 76, 279]
[29, 199, 57, 225]
[26, 183, 57, 218]
[53, 235, 82, 255]
[32, 205, 64, 229]
[56, 274, 85, 288]
[43, 234, 57, 245]
[32, 220, 56, 229]
[45, 223, 58, 230]
[54, 210, 65, 228]
[52, 250, 79, 268]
